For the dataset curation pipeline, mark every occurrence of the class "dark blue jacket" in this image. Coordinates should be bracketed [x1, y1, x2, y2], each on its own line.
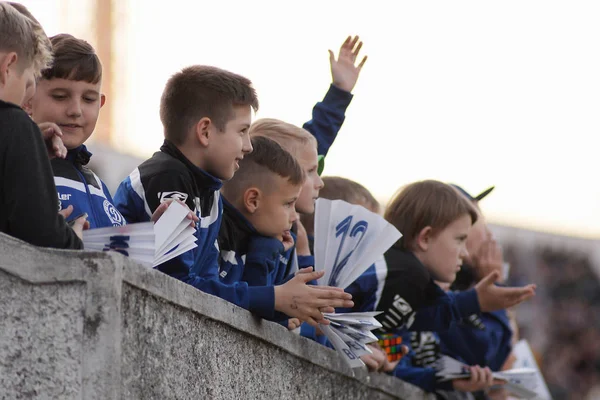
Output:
[113, 140, 275, 319]
[303, 84, 353, 157]
[438, 310, 513, 371]
[52, 145, 125, 228]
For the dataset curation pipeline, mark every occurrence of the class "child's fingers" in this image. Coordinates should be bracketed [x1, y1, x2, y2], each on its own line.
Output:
[312, 285, 345, 292]
[59, 204, 74, 219]
[297, 269, 324, 283]
[353, 41, 363, 58]
[358, 55, 367, 69]
[311, 287, 352, 300]
[484, 367, 494, 387]
[314, 297, 354, 309]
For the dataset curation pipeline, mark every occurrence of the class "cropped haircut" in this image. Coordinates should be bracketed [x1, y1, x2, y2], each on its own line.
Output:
[0, 2, 52, 76]
[249, 118, 317, 158]
[301, 176, 380, 235]
[222, 136, 305, 202]
[41, 34, 102, 84]
[384, 180, 478, 250]
[160, 65, 259, 145]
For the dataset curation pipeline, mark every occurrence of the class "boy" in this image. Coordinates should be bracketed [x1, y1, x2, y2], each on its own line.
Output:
[376, 180, 536, 333]
[25, 34, 125, 228]
[218, 136, 304, 288]
[249, 118, 324, 273]
[0, 2, 86, 248]
[114, 65, 352, 326]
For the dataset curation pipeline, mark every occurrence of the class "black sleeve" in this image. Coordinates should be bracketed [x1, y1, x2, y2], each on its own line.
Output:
[1, 110, 83, 249]
[376, 253, 431, 331]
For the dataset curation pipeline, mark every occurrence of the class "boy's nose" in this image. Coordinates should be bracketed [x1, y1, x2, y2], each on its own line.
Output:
[67, 100, 82, 117]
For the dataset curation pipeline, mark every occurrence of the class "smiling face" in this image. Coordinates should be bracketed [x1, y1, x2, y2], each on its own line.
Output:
[29, 78, 105, 149]
[416, 214, 472, 283]
[295, 142, 324, 214]
[201, 105, 253, 181]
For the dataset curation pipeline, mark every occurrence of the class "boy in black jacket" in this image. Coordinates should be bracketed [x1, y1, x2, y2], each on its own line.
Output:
[0, 2, 86, 249]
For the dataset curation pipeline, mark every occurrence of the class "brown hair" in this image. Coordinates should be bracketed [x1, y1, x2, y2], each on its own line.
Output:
[160, 65, 259, 145]
[301, 176, 379, 235]
[384, 180, 478, 250]
[249, 118, 316, 158]
[0, 2, 52, 76]
[221, 136, 305, 202]
[40, 34, 102, 84]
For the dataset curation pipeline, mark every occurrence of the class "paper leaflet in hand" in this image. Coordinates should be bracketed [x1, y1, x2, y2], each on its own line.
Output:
[83, 201, 197, 267]
[313, 199, 402, 368]
[435, 355, 539, 398]
[314, 199, 402, 289]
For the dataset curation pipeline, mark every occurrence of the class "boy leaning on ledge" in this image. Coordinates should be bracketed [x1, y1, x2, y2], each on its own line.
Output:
[0, 2, 86, 249]
[114, 65, 353, 326]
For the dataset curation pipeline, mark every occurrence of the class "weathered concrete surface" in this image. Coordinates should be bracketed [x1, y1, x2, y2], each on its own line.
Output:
[0, 233, 434, 399]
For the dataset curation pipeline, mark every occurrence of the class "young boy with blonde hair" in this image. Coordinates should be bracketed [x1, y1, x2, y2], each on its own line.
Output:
[0, 2, 86, 248]
[114, 66, 352, 326]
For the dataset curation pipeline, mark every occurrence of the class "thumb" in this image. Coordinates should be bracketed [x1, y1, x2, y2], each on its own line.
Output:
[298, 269, 324, 283]
[72, 215, 88, 229]
[480, 270, 500, 287]
[60, 204, 74, 219]
[296, 266, 314, 275]
[328, 49, 335, 63]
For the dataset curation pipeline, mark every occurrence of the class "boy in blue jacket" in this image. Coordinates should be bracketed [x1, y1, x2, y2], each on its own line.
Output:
[218, 136, 306, 328]
[24, 34, 124, 228]
[114, 65, 353, 326]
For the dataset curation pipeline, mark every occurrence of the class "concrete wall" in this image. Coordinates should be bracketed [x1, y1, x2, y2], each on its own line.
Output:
[0, 233, 433, 400]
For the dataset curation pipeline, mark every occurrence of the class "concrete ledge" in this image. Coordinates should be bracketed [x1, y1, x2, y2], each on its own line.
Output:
[0, 233, 433, 399]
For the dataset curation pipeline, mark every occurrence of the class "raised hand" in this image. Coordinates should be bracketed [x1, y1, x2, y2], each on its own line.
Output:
[329, 35, 367, 93]
[274, 267, 353, 327]
[475, 271, 536, 312]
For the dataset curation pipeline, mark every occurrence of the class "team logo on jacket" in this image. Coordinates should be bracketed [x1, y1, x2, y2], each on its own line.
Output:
[158, 191, 189, 203]
[103, 200, 124, 226]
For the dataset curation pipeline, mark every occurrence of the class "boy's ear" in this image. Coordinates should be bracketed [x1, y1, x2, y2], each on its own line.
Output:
[415, 226, 433, 252]
[194, 117, 212, 148]
[100, 94, 106, 108]
[0, 52, 18, 85]
[243, 187, 261, 214]
[22, 98, 33, 115]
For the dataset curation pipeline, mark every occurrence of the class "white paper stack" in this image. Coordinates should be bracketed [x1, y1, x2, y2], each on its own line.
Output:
[83, 201, 197, 267]
[313, 199, 403, 368]
[435, 355, 539, 398]
[320, 312, 383, 368]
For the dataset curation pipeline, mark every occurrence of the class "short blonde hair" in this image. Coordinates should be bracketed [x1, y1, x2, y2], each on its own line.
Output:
[249, 118, 317, 158]
[384, 180, 478, 250]
[0, 2, 52, 77]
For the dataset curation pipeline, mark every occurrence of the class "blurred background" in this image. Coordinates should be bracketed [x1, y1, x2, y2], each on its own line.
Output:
[16, 1, 600, 398]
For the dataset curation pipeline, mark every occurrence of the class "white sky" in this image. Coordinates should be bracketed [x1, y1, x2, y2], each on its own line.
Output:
[19, 0, 600, 239]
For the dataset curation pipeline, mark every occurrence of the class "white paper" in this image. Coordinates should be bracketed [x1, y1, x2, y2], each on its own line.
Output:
[319, 324, 365, 369]
[314, 199, 401, 289]
[83, 201, 197, 268]
[511, 340, 552, 400]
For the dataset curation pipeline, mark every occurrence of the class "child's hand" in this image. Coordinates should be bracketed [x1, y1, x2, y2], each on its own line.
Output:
[329, 35, 367, 93]
[151, 199, 198, 228]
[361, 344, 387, 371]
[282, 230, 295, 252]
[38, 122, 67, 159]
[70, 213, 90, 241]
[287, 318, 301, 330]
[274, 268, 353, 327]
[475, 271, 536, 312]
[59, 204, 74, 220]
[294, 218, 311, 256]
[452, 366, 501, 392]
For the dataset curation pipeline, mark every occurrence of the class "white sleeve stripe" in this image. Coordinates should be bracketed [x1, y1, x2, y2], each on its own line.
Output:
[129, 168, 152, 218]
[373, 256, 388, 309]
[54, 176, 107, 199]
